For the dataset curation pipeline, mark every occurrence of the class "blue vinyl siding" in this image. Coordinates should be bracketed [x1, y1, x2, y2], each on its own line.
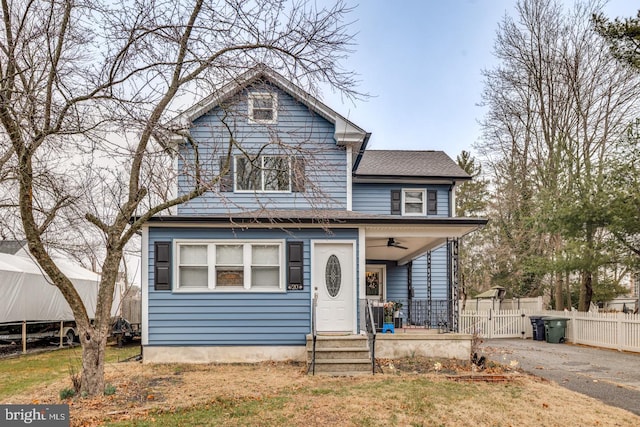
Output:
[386, 264, 408, 300]
[177, 84, 347, 215]
[147, 227, 358, 346]
[411, 256, 429, 299]
[352, 183, 450, 217]
[411, 249, 448, 300]
[429, 247, 449, 300]
[382, 249, 448, 302]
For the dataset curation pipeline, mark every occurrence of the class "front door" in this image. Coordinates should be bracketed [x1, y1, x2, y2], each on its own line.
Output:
[365, 265, 385, 301]
[312, 242, 355, 333]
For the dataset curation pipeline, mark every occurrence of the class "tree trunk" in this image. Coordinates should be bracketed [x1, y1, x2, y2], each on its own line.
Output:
[565, 271, 572, 309]
[578, 271, 593, 312]
[79, 324, 109, 395]
[554, 272, 564, 310]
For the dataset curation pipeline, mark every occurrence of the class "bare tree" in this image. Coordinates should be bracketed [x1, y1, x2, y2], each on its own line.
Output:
[477, 0, 640, 310]
[0, 0, 360, 396]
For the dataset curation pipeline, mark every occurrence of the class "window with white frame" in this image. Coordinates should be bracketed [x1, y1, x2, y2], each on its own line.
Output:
[402, 189, 425, 215]
[248, 92, 277, 124]
[235, 155, 291, 192]
[176, 241, 284, 291]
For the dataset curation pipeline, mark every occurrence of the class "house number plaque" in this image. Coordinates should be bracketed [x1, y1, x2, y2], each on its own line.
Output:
[287, 283, 303, 291]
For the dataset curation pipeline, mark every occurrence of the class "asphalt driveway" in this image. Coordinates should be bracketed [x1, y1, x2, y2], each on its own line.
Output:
[484, 338, 640, 416]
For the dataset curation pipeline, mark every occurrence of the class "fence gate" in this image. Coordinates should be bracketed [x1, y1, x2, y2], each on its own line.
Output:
[459, 309, 527, 339]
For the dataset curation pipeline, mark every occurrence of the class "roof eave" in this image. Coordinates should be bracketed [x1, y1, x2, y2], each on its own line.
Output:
[352, 174, 472, 184]
[141, 215, 488, 227]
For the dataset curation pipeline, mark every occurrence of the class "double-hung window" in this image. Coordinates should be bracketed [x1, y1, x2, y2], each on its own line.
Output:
[399, 189, 438, 216]
[402, 189, 426, 215]
[176, 240, 284, 292]
[235, 155, 291, 192]
[248, 92, 277, 124]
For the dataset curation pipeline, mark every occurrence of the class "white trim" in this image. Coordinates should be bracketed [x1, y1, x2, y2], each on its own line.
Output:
[346, 146, 353, 211]
[173, 239, 286, 293]
[401, 188, 426, 216]
[141, 225, 149, 345]
[248, 92, 278, 124]
[451, 184, 457, 217]
[170, 155, 178, 215]
[358, 228, 366, 302]
[365, 264, 387, 301]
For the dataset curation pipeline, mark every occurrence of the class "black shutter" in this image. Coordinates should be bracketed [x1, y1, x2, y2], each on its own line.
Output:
[219, 156, 233, 192]
[291, 156, 305, 192]
[287, 241, 304, 290]
[427, 190, 437, 215]
[390, 190, 401, 215]
[154, 242, 171, 291]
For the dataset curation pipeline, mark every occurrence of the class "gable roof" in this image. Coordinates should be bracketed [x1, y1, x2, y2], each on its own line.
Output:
[0, 240, 27, 255]
[170, 65, 369, 156]
[353, 150, 471, 183]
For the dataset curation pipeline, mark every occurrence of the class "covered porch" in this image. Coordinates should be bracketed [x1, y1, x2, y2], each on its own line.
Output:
[360, 221, 484, 333]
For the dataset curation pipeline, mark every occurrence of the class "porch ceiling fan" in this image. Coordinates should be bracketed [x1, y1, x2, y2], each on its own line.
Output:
[367, 238, 408, 250]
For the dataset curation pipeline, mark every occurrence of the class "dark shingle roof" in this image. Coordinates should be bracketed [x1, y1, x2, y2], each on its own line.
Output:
[354, 150, 470, 180]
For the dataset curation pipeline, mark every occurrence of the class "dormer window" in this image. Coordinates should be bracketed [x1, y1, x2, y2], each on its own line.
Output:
[248, 92, 277, 124]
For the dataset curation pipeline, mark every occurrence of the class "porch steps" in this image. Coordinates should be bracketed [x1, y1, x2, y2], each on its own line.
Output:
[306, 334, 372, 376]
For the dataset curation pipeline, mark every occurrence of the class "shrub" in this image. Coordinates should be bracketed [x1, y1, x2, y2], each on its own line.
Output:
[104, 383, 117, 396]
[59, 388, 76, 400]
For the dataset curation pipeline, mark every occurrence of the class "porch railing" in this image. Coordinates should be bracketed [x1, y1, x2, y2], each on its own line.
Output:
[367, 299, 453, 331]
[308, 293, 318, 375]
[364, 299, 382, 374]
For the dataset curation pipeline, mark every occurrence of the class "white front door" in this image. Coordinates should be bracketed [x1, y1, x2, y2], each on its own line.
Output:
[312, 242, 355, 333]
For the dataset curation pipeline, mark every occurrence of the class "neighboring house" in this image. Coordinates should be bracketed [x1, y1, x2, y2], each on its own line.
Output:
[0, 240, 30, 257]
[141, 66, 487, 363]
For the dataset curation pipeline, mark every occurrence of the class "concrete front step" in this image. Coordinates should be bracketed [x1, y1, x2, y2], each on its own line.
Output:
[306, 334, 369, 349]
[311, 358, 372, 374]
[311, 347, 371, 360]
[306, 334, 372, 375]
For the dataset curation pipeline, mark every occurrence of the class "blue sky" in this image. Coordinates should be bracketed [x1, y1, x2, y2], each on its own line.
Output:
[322, 0, 639, 159]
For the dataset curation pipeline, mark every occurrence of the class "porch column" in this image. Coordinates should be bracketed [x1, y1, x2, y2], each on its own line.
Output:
[446, 238, 460, 333]
[427, 251, 432, 327]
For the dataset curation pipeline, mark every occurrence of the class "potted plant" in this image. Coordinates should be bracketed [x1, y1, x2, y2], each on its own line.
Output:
[383, 301, 403, 332]
[383, 302, 395, 323]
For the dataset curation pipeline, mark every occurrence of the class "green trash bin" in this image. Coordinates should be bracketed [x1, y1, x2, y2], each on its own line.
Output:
[543, 317, 569, 343]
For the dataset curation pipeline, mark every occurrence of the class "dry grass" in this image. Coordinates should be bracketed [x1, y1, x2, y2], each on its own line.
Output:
[2, 355, 639, 426]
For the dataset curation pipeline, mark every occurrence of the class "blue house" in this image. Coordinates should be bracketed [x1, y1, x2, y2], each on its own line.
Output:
[140, 66, 486, 365]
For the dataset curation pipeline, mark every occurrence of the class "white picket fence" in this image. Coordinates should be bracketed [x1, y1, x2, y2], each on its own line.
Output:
[459, 309, 531, 339]
[459, 309, 640, 353]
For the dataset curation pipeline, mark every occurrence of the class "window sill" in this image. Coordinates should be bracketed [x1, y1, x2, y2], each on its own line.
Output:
[172, 287, 286, 294]
[248, 119, 277, 125]
[234, 189, 292, 194]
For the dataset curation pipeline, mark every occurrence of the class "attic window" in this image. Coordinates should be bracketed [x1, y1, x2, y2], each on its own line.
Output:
[249, 92, 277, 124]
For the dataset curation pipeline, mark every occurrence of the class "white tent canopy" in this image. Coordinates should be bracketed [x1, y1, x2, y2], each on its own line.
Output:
[0, 252, 116, 323]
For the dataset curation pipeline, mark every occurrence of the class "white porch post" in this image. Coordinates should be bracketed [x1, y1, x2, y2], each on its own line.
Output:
[141, 225, 149, 346]
[358, 228, 366, 332]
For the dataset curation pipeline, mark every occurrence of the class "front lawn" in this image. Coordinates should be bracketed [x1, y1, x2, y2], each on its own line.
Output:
[0, 343, 139, 400]
[1, 351, 638, 426]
